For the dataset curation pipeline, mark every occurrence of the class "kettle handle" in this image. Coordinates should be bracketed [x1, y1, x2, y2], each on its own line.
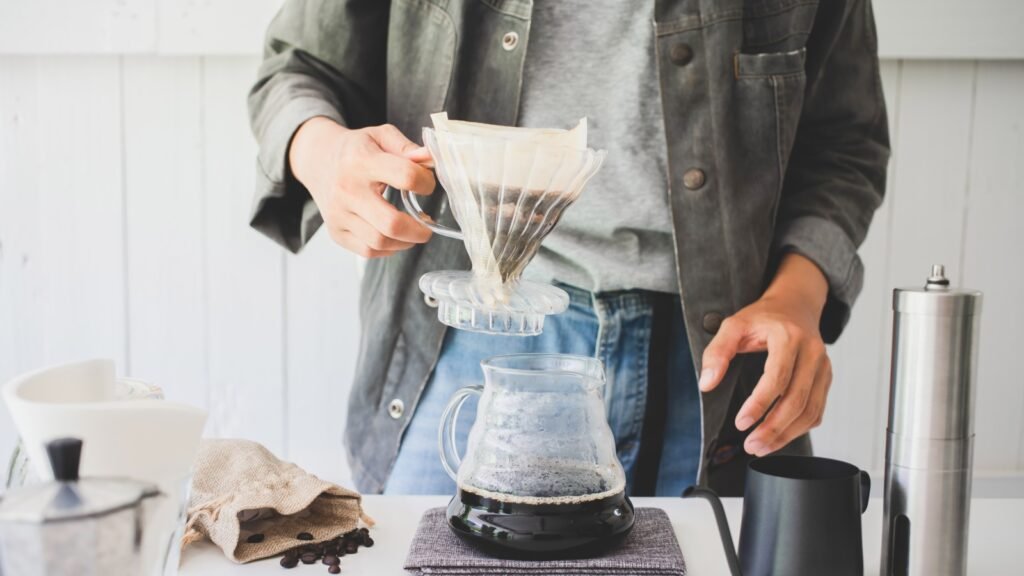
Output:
[398, 187, 464, 240]
[438, 385, 483, 481]
[860, 470, 871, 513]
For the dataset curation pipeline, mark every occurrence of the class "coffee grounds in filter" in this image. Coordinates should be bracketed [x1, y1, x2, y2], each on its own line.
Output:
[477, 183, 577, 283]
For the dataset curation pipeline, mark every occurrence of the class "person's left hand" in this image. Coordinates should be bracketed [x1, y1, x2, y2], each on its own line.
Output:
[698, 254, 832, 457]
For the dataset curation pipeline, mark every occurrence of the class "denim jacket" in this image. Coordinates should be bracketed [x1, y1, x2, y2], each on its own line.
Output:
[248, 0, 889, 494]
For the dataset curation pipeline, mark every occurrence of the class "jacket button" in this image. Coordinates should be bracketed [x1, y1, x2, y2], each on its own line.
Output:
[702, 312, 723, 334]
[670, 43, 693, 66]
[683, 168, 706, 189]
[502, 31, 519, 51]
[388, 399, 405, 419]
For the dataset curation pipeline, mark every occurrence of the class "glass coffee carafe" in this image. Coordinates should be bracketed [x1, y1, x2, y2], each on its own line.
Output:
[438, 354, 635, 558]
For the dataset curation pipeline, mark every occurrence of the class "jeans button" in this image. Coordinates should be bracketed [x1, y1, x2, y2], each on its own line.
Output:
[683, 168, 706, 190]
[388, 399, 405, 419]
[702, 312, 723, 334]
[670, 42, 694, 66]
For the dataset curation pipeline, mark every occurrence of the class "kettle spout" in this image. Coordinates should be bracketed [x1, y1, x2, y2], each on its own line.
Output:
[683, 486, 742, 576]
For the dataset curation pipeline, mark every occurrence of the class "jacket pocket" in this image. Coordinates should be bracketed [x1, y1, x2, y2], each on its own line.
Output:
[741, 0, 818, 53]
[734, 47, 806, 78]
[730, 48, 807, 261]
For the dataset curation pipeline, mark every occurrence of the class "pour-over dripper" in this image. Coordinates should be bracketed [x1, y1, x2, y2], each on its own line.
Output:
[401, 118, 606, 335]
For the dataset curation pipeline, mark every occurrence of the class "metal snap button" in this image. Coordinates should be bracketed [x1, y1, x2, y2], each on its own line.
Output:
[502, 31, 519, 51]
[424, 294, 439, 308]
[388, 399, 405, 419]
[702, 311, 724, 334]
[683, 168, 706, 190]
[670, 42, 694, 66]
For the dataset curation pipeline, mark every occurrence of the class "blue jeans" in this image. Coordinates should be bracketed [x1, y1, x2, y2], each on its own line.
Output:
[383, 284, 702, 497]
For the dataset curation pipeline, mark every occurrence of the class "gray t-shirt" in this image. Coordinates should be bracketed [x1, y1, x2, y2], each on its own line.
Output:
[518, 1, 677, 294]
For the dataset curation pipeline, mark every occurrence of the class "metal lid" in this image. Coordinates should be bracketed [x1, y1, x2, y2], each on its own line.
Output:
[0, 477, 157, 524]
[894, 264, 982, 316]
[0, 438, 157, 524]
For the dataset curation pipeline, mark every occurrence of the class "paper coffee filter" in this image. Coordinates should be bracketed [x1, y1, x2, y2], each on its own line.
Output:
[426, 113, 604, 286]
[430, 112, 588, 191]
[429, 112, 587, 143]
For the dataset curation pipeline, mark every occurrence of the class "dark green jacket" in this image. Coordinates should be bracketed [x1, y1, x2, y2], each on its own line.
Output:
[248, 0, 889, 495]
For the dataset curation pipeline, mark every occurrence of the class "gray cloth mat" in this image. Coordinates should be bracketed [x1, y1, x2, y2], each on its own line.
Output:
[404, 507, 686, 575]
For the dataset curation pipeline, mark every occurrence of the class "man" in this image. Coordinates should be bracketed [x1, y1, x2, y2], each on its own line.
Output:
[248, 0, 888, 496]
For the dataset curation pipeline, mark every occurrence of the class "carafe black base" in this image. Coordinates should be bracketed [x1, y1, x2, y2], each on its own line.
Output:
[446, 489, 635, 560]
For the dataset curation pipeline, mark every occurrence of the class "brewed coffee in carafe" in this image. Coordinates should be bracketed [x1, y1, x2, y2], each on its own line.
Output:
[438, 354, 635, 558]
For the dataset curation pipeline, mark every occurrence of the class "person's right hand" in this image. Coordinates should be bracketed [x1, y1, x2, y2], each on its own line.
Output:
[289, 117, 436, 257]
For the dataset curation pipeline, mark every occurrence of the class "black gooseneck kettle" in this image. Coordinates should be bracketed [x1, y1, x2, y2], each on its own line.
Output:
[685, 454, 871, 576]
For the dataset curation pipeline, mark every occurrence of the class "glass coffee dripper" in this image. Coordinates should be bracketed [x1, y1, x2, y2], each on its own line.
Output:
[400, 114, 606, 336]
[438, 354, 635, 558]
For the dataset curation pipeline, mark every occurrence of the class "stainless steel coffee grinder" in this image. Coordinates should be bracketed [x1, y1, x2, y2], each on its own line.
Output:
[881, 264, 982, 576]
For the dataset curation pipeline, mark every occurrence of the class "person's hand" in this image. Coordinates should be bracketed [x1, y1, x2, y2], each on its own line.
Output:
[289, 117, 435, 257]
[698, 254, 832, 457]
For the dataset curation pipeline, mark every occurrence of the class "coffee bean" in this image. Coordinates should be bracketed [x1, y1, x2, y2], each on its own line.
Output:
[297, 532, 314, 541]
[280, 555, 298, 569]
[344, 541, 358, 554]
[322, 554, 339, 566]
[246, 533, 265, 544]
[300, 552, 318, 565]
[328, 565, 341, 575]
[363, 536, 374, 548]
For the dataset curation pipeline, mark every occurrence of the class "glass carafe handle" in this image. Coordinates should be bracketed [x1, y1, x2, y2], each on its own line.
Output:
[398, 187, 464, 240]
[438, 385, 483, 481]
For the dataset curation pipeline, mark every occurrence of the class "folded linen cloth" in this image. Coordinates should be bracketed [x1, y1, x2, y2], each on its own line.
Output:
[404, 507, 686, 575]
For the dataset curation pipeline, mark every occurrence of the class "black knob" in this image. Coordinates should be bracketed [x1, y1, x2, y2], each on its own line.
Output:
[46, 437, 83, 482]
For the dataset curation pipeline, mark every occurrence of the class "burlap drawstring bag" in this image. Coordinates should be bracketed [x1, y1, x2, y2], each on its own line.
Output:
[182, 439, 373, 563]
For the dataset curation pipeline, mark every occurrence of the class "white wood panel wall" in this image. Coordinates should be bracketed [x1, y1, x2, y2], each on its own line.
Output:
[1, 1, 1023, 492]
[2, 1, 1023, 59]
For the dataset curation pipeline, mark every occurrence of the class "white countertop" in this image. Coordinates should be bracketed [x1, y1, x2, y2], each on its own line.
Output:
[177, 496, 1023, 575]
